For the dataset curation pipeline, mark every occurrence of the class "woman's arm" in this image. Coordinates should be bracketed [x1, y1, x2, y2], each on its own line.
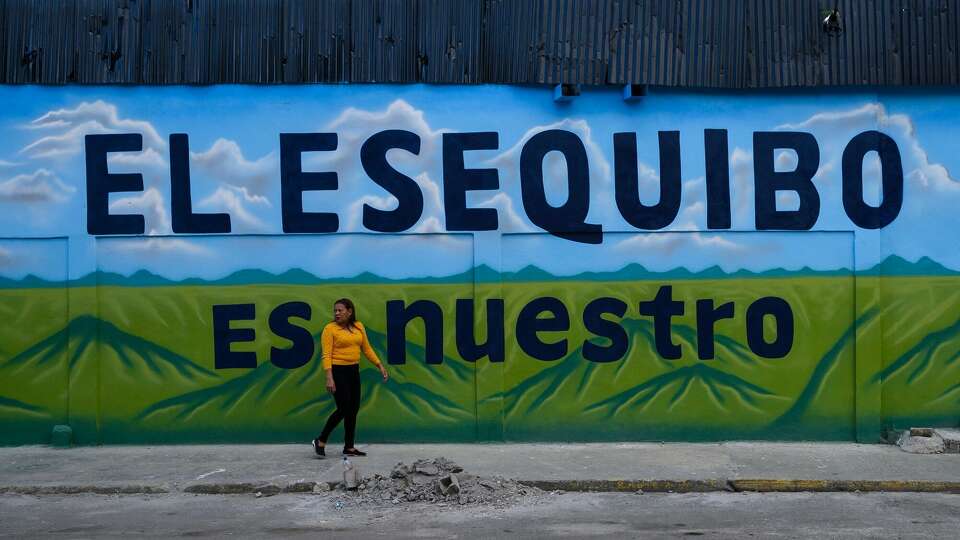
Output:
[358, 323, 388, 382]
[321, 325, 336, 393]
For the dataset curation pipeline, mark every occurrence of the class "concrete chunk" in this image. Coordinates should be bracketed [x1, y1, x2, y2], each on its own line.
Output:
[934, 429, 960, 454]
[439, 474, 460, 496]
[897, 430, 945, 454]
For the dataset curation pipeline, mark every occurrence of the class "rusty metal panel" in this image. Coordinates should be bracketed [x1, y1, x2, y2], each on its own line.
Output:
[2, 0, 959, 87]
[350, 0, 418, 82]
[415, 0, 482, 83]
[479, 0, 537, 83]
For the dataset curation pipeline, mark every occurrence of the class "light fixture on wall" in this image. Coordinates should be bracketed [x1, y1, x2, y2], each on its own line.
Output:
[554, 84, 580, 103]
[822, 8, 842, 36]
[623, 84, 647, 101]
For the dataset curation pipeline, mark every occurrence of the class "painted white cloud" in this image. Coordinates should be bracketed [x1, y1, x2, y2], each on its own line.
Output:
[0, 246, 12, 267]
[109, 187, 171, 235]
[770, 101, 960, 269]
[102, 147, 171, 193]
[22, 100, 165, 159]
[775, 150, 798, 171]
[775, 103, 880, 132]
[196, 186, 269, 232]
[190, 138, 277, 198]
[613, 226, 745, 257]
[730, 147, 753, 219]
[103, 138, 277, 232]
[487, 117, 621, 230]
[313, 99, 446, 192]
[490, 118, 611, 185]
[413, 216, 444, 234]
[318, 101, 462, 235]
[476, 191, 531, 232]
[0, 169, 76, 202]
[328, 100, 443, 152]
[344, 172, 444, 231]
[100, 237, 212, 257]
[345, 193, 398, 231]
[108, 147, 167, 171]
[814, 159, 836, 182]
[778, 102, 957, 193]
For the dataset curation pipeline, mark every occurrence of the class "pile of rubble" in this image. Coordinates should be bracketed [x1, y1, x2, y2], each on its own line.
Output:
[896, 428, 960, 454]
[331, 457, 545, 507]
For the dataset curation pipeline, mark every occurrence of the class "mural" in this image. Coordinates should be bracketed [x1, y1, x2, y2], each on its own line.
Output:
[0, 86, 958, 445]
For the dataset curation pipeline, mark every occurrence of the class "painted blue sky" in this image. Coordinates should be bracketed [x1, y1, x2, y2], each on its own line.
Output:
[0, 85, 957, 280]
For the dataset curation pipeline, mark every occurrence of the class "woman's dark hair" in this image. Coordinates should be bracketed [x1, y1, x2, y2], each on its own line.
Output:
[334, 298, 358, 329]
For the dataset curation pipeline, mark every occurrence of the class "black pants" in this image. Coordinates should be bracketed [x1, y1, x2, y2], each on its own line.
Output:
[318, 364, 361, 448]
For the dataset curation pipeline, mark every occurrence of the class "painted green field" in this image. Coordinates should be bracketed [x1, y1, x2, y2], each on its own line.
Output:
[0, 287, 69, 445]
[1, 275, 958, 444]
[492, 277, 859, 441]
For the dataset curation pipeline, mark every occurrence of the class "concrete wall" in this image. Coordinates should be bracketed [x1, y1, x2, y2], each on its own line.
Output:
[1, 86, 958, 444]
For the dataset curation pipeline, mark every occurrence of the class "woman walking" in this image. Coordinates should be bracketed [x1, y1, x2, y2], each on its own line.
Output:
[312, 298, 388, 457]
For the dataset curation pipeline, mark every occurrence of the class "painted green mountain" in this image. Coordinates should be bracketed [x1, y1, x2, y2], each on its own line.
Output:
[132, 327, 477, 443]
[70, 267, 486, 287]
[769, 309, 878, 439]
[585, 363, 778, 418]
[873, 308, 960, 426]
[0, 315, 219, 431]
[498, 319, 747, 414]
[0, 254, 957, 289]
[0, 395, 55, 445]
[2, 315, 217, 383]
[0, 395, 46, 416]
[861, 255, 954, 276]
[493, 317, 792, 441]
[502, 263, 850, 282]
[0, 274, 66, 289]
[0, 314, 222, 443]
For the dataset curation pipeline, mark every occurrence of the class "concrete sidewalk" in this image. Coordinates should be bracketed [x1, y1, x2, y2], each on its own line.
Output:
[0, 443, 957, 495]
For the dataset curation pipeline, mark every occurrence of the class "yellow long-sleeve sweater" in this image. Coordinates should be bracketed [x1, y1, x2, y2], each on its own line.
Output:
[320, 321, 382, 370]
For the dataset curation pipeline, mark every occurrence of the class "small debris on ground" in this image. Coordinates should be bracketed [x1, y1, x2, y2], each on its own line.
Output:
[934, 429, 960, 454]
[897, 430, 945, 454]
[328, 457, 549, 509]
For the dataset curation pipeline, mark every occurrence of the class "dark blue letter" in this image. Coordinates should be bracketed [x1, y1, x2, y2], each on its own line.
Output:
[754, 131, 820, 230]
[280, 133, 338, 233]
[455, 298, 505, 363]
[443, 132, 500, 231]
[638, 286, 684, 360]
[170, 134, 231, 233]
[842, 130, 903, 229]
[213, 304, 257, 369]
[361, 130, 424, 232]
[516, 297, 569, 361]
[614, 131, 681, 230]
[85, 134, 145, 235]
[696, 299, 734, 360]
[582, 297, 629, 363]
[520, 130, 602, 244]
[386, 299, 444, 365]
[746, 297, 793, 358]
[269, 301, 314, 369]
[704, 129, 732, 229]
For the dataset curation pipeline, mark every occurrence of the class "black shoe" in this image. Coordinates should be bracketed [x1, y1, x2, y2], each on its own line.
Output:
[343, 447, 366, 456]
[312, 438, 325, 457]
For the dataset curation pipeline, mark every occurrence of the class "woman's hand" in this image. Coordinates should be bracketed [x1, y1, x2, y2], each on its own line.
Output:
[325, 373, 336, 394]
[379, 364, 389, 382]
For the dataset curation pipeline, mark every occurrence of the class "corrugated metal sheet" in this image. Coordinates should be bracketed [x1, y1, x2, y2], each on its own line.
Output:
[2, 0, 958, 87]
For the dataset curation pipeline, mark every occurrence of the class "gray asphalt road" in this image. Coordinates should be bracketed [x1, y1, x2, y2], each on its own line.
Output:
[1, 492, 958, 538]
